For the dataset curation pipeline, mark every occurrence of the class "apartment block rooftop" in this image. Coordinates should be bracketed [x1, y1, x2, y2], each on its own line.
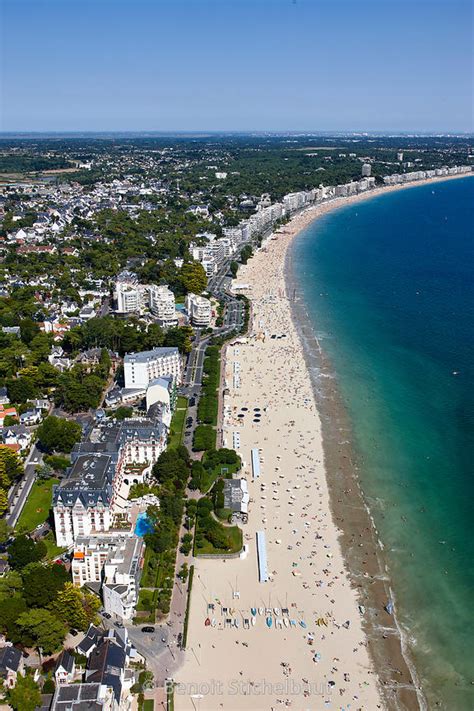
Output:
[124, 346, 179, 364]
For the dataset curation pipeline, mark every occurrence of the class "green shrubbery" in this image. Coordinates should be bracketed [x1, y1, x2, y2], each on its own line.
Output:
[194, 498, 242, 555]
[197, 346, 220, 425]
[189, 449, 241, 492]
[192, 424, 215, 452]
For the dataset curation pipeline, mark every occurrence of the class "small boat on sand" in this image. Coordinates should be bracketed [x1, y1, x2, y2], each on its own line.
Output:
[251, 617, 256, 626]
[274, 607, 280, 615]
[283, 618, 289, 628]
[205, 618, 211, 626]
[299, 620, 307, 629]
[258, 607, 264, 615]
[266, 617, 273, 628]
[251, 608, 257, 616]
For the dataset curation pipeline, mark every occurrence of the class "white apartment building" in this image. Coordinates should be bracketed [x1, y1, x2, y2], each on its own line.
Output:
[185, 293, 212, 327]
[124, 347, 182, 389]
[146, 376, 175, 428]
[72, 535, 144, 620]
[115, 282, 142, 313]
[361, 163, 372, 177]
[148, 285, 177, 327]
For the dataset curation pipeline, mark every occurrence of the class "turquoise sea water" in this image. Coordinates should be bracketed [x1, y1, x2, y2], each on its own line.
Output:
[293, 178, 474, 710]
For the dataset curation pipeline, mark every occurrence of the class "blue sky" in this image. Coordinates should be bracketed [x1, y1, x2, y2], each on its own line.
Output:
[0, 0, 472, 132]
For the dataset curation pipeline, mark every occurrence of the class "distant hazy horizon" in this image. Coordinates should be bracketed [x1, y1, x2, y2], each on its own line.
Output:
[0, 130, 473, 139]
[1, 0, 472, 134]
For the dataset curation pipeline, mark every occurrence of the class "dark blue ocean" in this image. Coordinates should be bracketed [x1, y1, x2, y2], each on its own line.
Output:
[293, 177, 474, 710]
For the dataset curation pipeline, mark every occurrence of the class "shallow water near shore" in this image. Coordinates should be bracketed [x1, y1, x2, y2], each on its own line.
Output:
[291, 177, 474, 710]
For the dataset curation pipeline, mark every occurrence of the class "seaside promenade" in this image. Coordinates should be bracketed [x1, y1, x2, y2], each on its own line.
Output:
[174, 209, 384, 710]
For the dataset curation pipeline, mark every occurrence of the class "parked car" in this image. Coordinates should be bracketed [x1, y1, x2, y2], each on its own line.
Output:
[70, 629, 78, 637]
[103, 612, 112, 619]
[115, 622, 124, 628]
[141, 626, 155, 633]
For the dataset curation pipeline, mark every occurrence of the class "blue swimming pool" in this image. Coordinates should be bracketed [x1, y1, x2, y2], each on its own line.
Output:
[134, 512, 154, 537]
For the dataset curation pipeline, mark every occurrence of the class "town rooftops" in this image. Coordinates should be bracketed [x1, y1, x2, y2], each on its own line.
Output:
[76, 624, 102, 657]
[85, 638, 126, 704]
[124, 346, 179, 365]
[55, 649, 75, 675]
[52, 453, 116, 508]
[0, 646, 22, 676]
[49, 682, 105, 710]
[223, 478, 249, 514]
[73, 417, 165, 455]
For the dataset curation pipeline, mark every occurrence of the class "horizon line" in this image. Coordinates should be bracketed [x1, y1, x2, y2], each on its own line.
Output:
[0, 130, 473, 138]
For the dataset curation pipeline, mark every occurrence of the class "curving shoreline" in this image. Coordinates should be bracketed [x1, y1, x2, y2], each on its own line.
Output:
[280, 173, 473, 709]
[174, 173, 472, 711]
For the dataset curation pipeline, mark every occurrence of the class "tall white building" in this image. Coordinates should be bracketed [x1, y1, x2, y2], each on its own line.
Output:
[115, 282, 142, 313]
[72, 535, 144, 620]
[148, 285, 177, 327]
[185, 293, 212, 327]
[124, 347, 182, 389]
[361, 163, 372, 177]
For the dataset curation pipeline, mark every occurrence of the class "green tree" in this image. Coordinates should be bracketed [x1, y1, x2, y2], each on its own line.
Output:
[51, 582, 100, 631]
[16, 608, 66, 655]
[240, 245, 253, 264]
[8, 535, 47, 570]
[179, 261, 207, 294]
[7, 672, 42, 711]
[0, 488, 8, 516]
[230, 260, 239, 277]
[6, 375, 39, 403]
[0, 518, 12, 544]
[145, 525, 174, 554]
[35, 463, 54, 480]
[0, 569, 23, 598]
[112, 406, 133, 420]
[0, 444, 24, 496]
[0, 596, 28, 642]
[163, 325, 193, 354]
[36, 415, 82, 453]
[152, 449, 189, 487]
[22, 562, 69, 608]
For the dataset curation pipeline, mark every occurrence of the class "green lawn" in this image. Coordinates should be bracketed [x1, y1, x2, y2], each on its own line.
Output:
[168, 396, 188, 449]
[200, 460, 240, 494]
[16, 478, 59, 533]
[136, 588, 158, 612]
[43, 531, 67, 560]
[195, 522, 242, 556]
[143, 700, 154, 711]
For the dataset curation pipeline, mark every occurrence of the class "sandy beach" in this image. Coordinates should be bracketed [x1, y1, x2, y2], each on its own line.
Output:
[174, 174, 471, 711]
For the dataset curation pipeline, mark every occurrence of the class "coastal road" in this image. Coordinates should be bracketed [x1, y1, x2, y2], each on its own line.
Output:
[98, 614, 177, 684]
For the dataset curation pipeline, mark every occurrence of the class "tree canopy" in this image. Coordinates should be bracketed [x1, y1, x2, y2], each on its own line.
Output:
[36, 415, 82, 453]
[8, 535, 47, 570]
[179, 261, 207, 294]
[16, 608, 66, 654]
[7, 673, 42, 711]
